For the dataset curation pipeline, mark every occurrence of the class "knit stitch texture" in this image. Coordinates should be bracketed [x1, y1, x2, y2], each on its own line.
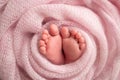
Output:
[0, 0, 120, 80]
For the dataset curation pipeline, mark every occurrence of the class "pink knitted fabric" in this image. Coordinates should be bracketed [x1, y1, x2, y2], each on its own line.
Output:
[0, 0, 120, 80]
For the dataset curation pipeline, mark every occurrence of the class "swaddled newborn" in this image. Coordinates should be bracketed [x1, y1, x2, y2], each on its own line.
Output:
[0, 0, 120, 80]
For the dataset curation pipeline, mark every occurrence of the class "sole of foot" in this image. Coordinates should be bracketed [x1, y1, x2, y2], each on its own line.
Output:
[60, 27, 86, 64]
[39, 24, 64, 65]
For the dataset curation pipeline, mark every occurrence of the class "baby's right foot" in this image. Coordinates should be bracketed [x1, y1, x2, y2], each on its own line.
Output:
[60, 27, 86, 64]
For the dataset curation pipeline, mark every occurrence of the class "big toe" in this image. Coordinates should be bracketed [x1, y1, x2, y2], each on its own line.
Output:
[49, 24, 59, 36]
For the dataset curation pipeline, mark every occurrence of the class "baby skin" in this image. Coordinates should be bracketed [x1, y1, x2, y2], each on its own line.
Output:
[38, 24, 86, 65]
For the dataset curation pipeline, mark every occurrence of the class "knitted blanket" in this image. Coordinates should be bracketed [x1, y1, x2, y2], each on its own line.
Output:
[0, 0, 120, 80]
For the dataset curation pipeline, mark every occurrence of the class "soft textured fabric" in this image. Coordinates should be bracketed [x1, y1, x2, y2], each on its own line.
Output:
[0, 0, 120, 80]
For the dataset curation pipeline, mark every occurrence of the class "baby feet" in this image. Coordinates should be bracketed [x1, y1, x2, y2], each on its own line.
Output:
[39, 24, 64, 65]
[38, 24, 86, 65]
[61, 27, 86, 63]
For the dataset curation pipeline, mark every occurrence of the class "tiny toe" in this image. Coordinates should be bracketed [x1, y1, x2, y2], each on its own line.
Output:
[60, 27, 70, 38]
[70, 29, 77, 37]
[80, 43, 86, 50]
[75, 33, 81, 39]
[79, 36, 85, 43]
[39, 40, 45, 47]
[49, 24, 59, 36]
[45, 39, 48, 44]
[40, 46, 46, 54]
[43, 29, 51, 38]
[42, 34, 48, 40]
[43, 29, 49, 35]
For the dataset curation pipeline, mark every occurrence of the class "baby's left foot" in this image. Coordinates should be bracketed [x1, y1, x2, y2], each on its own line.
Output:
[60, 27, 86, 64]
[38, 24, 64, 65]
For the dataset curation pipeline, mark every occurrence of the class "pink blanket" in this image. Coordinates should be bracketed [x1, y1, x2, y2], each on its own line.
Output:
[0, 0, 120, 80]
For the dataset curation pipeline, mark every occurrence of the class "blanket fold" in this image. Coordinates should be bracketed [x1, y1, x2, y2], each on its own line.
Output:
[0, 0, 120, 80]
